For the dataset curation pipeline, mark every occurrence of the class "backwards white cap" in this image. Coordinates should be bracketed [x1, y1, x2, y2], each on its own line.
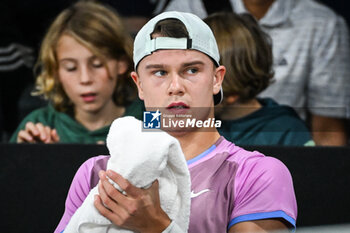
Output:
[133, 11, 223, 105]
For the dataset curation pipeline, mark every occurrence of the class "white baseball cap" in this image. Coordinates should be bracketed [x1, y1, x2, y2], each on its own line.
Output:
[133, 11, 223, 105]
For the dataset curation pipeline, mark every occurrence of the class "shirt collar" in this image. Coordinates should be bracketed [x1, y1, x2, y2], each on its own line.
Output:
[232, 0, 295, 27]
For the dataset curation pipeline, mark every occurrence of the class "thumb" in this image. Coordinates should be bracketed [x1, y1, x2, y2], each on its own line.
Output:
[148, 179, 161, 199]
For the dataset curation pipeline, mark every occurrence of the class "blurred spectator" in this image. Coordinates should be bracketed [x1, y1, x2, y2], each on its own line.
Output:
[1, 0, 157, 140]
[205, 12, 314, 146]
[157, 0, 350, 146]
[10, 1, 143, 144]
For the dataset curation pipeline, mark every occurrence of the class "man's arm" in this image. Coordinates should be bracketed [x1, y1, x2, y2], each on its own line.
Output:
[311, 114, 348, 146]
[229, 157, 297, 233]
[54, 156, 103, 233]
[228, 219, 289, 233]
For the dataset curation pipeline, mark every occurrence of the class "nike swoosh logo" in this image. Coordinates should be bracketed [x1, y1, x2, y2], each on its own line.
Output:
[191, 189, 210, 198]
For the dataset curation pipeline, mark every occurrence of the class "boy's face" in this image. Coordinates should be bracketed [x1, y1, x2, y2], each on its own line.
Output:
[131, 49, 225, 119]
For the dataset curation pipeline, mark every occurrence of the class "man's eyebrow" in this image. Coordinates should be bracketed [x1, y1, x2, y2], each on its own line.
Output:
[145, 64, 165, 69]
[144, 61, 205, 69]
[182, 61, 205, 67]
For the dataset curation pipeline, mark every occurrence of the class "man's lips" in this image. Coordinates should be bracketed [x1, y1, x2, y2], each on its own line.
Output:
[166, 102, 190, 114]
[166, 102, 190, 109]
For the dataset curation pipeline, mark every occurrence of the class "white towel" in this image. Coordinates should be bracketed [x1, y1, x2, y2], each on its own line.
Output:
[64, 116, 191, 233]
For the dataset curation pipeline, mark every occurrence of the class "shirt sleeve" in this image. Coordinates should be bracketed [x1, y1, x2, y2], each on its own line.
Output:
[308, 14, 350, 118]
[54, 156, 101, 233]
[229, 156, 297, 230]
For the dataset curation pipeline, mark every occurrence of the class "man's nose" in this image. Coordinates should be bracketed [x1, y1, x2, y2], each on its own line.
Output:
[167, 73, 185, 96]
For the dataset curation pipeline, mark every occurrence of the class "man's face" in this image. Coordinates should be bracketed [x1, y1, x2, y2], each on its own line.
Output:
[131, 49, 225, 120]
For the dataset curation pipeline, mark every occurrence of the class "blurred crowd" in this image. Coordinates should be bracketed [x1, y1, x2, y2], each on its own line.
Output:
[1, 0, 349, 146]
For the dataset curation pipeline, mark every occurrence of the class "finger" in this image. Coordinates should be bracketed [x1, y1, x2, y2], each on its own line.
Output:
[98, 181, 119, 211]
[149, 180, 160, 197]
[51, 129, 60, 142]
[99, 171, 129, 203]
[98, 180, 140, 226]
[98, 181, 130, 219]
[25, 122, 39, 137]
[143, 179, 161, 206]
[106, 170, 141, 198]
[100, 171, 139, 216]
[44, 126, 52, 143]
[17, 130, 34, 143]
[35, 123, 47, 141]
[150, 179, 159, 190]
[94, 194, 124, 226]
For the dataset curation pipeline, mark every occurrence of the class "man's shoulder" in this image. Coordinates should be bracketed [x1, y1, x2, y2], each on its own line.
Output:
[220, 139, 267, 166]
[222, 142, 289, 176]
[78, 155, 110, 189]
[231, 150, 292, 192]
[85, 155, 109, 167]
[82, 155, 110, 173]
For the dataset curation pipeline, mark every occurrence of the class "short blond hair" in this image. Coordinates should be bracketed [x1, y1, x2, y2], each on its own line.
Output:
[34, 1, 135, 111]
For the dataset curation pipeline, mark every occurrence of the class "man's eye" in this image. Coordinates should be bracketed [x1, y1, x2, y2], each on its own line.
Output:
[154, 70, 167, 77]
[187, 68, 198, 74]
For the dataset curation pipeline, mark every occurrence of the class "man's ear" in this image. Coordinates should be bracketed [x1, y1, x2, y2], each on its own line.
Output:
[130, 71, 144, 100]
[213, 65, 226, 95]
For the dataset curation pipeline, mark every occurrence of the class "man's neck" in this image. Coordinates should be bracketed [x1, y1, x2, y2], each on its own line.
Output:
[171, 129, 221, 161]
[243, 0, 275, 20]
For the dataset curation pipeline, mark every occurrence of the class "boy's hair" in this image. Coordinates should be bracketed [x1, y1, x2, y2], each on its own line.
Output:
[204, 12, 274, 104]
[34, 1, 136, 111]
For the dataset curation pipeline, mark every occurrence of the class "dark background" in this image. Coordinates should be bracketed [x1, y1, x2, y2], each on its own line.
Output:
[1, 144, 350, 232]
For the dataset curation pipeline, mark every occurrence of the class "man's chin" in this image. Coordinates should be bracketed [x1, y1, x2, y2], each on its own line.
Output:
[164, 127, 195, 137]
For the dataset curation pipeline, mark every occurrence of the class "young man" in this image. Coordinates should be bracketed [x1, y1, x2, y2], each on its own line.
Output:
[55, 11, 297, 233]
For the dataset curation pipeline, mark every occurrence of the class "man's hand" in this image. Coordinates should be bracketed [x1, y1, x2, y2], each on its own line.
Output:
[17, 122, 60, 143]
[94, 170, 171, 233]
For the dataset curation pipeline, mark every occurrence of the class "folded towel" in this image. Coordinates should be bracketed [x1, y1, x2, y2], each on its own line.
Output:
[64, 116, 191, 233]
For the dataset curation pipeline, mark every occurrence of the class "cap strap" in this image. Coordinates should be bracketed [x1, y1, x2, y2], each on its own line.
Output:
[147, 37, 192, 53]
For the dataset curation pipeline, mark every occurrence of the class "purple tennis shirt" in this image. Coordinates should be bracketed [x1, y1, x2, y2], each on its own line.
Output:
[55, 137, 297, 233]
